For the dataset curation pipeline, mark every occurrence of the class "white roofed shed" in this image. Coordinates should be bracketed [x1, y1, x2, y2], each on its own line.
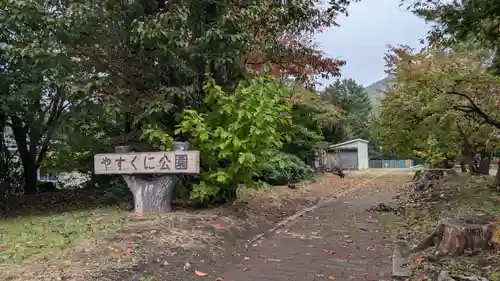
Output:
[327, 138, 369, 170]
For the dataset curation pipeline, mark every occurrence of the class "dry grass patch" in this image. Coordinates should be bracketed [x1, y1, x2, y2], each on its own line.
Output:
[1, 205, 250, 281]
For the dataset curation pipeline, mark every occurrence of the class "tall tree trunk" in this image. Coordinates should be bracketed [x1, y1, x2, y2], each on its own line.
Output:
[477, 150, 491, 175]
[21, 160, 38, 194]
[457, 124, 477, 175]
[466, 151, 476, 175]
[0, 124, 10, 199]
[493, 161, 500, 188]
[460, 161, 467, 172]
[10, 117, 39, 194]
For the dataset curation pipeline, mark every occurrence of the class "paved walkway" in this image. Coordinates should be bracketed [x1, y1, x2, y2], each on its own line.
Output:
[219, 188, 400, 281]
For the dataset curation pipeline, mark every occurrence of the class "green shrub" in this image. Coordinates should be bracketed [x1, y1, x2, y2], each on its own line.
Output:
[99, 179, 133, 206]
[141, 76, 294, 204]
[175, 77, 292, 203]
[259, 151, 315, 185]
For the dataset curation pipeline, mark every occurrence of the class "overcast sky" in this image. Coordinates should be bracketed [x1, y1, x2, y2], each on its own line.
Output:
[315, 0, 430, 88]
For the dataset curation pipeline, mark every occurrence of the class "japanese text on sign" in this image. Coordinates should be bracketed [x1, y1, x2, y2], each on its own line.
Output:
[94, 151, 200, 174]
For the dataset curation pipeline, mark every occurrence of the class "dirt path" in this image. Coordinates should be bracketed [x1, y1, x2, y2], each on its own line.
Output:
[215, 181, 403, 281]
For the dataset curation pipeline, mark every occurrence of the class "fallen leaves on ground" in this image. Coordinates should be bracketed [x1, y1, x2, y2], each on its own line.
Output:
[414, 257, 426, 264]
[194, 270, 207, 276]
[322, 249, 335, 255]
[212, 223, 227, 229]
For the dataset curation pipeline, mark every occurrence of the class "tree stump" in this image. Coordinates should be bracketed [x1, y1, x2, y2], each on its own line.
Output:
[412, 169, 451, 182]
[412, 170, 430, 190]
[410, 170, 435, 198]
[114, 142, 189, 214]
[123, 175, 177, 213]
[412, 216, 499, 256]
[410, 169, 455, 199]
[412, 170, 440, 183]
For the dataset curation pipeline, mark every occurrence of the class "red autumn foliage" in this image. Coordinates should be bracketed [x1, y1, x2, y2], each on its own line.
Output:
[245, 36, 345, 84]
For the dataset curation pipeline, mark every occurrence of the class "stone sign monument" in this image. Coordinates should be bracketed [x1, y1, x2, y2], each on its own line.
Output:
[94, 142, 200, 213]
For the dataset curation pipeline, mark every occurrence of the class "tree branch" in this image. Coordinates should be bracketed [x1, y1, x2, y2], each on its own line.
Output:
[435, 85, 500, 130]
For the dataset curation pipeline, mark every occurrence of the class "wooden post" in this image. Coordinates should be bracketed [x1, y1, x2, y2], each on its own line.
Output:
[94, 142, 199, 214]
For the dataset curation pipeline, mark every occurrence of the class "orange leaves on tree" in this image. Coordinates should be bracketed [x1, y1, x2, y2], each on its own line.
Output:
[245, 37, 344, 86]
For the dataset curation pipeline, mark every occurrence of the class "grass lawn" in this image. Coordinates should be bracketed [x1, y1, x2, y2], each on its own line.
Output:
[0, 207, 125, 264]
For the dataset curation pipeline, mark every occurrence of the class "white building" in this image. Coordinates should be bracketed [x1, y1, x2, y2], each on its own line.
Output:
[327, 138, 369, 170]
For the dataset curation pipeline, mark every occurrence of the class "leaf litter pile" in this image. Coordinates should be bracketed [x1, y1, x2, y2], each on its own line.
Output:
[376, 170, 500, 281]
[0, 174, 356, 281]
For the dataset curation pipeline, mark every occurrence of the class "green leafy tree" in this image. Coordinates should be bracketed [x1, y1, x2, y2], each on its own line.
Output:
[374, 44, 500, 172]
[408, 0, 500, 73]
[321, 78, 372, 140]
[0, 0, 359, 199]
[42, 103, 126, 174]
[0, 0, 101, 194]
[282, 82, 345, 163]
[56, 0, 353, 142]
[175, 77, 292, 203]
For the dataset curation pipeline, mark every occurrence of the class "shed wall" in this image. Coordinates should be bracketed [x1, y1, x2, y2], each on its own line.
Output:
[357, 142, 369, 169]
[327, 150, 358, 170]
[328, 139, 370, 170]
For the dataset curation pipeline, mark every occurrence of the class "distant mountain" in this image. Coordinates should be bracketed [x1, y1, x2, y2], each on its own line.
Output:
[364, 76, 394, 114]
